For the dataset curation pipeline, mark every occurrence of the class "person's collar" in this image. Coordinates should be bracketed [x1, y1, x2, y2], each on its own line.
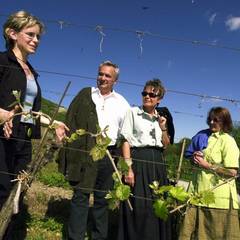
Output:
[92, 87, 116, 98]
[6, 49, 39, 77]
[7, 49, 20, 63]
[211, 131, 224, 138]
[137, 106, 159, 119]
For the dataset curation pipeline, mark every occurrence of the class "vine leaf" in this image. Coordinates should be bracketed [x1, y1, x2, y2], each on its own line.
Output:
[90, 134, 111, 161]
[76, 129, 86, 136]
[27, 128, 32, 137]
[112, 172, 121, 184]
[117, 158, 129, 175]
[90, 145, 107, 161]
[200, 191, 215, 205]
[115, 184, 131, 201]
[189, 190, 215, 206]
[105, 192, 119, 210]
[153, 199, 168, 221]
[12, 90, 21, 102]
[169, 186, 189, 202]
[105, 164, 132, 210]
[189, 193, 201, 205]
[150, 180, 216, 220]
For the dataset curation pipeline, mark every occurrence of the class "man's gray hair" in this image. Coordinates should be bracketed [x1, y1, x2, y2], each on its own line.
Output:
[99, 60, 120, 80]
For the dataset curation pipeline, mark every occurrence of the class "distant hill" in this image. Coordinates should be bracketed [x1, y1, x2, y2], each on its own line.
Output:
[41, 98, 66, 122]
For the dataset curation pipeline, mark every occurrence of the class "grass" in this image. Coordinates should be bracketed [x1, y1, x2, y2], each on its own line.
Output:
[6, 158, 72, 240]
[37, 161, 70, 189]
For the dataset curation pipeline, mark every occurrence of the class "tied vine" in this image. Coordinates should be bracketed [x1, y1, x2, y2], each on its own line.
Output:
[60, 119, 238, 221]
[105, 159, 132, 210]
[3, 91, 237, 222]
[0, 91, 58, 134]
[65, 125, 133, 210]
[149, 181, 215, 221]
[66, 125, 111, 161]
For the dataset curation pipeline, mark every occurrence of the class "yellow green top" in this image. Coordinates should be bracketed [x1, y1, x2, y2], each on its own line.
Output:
[189, 131, 239, 209]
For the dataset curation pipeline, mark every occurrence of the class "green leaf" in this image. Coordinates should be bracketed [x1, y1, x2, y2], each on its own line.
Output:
[105, 191, 113, 200]
[117, 158, 129, 175]
[189, 193, 201, 205]
[70, 133, 79, 141]
[149, 181, 160, 191]
[12, 90, 21, 102]
[115, 184, 131, 201]
[157, 185, 173, 194]
[112, 172, 121, 184]
[27, 128, 32, 137]
[96, 135, 111, 147]
[107, 197, 119, 210]
[90, 145, 107, 161]
[76, 129, 86, 136]
[169, 186, 189, 202]
[153, 199, 169, 221]
[200, 191, 215, 205]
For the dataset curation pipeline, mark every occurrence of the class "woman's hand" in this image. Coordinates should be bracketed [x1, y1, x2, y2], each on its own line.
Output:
[158, 115, 167, 130]
[3, 119, 13, 139]
[1, 108, 15, 139]
[158, 115, 170, 147]
[124, 167, 135, 187]
[193, 151, 211, 169]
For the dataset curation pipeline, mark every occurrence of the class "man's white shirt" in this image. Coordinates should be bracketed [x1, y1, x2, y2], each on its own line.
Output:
[91, 87, 130, 145]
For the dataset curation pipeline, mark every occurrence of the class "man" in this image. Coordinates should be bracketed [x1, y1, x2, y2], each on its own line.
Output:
[58, 61, 130, 240]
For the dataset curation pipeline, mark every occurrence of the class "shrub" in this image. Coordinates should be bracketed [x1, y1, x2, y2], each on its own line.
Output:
[37, 162, 70, 189]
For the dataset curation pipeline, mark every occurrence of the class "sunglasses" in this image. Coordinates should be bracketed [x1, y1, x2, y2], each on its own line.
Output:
[21, 31, 41, 41]
[141, 91, 159, 98]
[209, 117, 222, 123]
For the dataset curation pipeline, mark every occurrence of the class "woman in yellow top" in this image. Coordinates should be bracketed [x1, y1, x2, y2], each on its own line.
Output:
[179, 107, 240, 240]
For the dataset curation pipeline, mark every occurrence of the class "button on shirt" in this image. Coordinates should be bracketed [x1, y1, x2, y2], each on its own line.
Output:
[91, 87, 130, 145]
[120, 106, 163, 148]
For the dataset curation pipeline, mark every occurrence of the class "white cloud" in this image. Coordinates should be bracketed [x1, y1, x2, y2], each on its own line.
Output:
[225, 16, 240, 31]
[209, 13, 217, 26]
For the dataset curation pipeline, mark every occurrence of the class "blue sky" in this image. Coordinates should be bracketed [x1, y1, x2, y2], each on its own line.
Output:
[1, 0, 240, 141]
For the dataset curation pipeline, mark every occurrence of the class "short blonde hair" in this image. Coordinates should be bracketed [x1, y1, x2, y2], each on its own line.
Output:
[3, 10, 45, 49]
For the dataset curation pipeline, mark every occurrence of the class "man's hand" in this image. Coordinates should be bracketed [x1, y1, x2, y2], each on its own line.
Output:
[54, 121, 69, 143]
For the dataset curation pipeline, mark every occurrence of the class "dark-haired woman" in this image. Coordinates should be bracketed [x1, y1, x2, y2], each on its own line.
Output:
[179, 107, 240, 240]
[118, 79, 172, 240]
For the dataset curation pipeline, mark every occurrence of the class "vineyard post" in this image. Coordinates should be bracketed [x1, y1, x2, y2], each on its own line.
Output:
[176, 138, 186, 183]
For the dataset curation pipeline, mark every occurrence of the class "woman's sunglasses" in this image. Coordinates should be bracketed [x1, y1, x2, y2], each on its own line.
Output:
[208, 117, 222, 123]
[141, 91, 159, 98]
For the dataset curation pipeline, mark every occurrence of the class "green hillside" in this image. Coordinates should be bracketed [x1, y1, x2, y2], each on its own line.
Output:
[41, 98, 66, 122]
